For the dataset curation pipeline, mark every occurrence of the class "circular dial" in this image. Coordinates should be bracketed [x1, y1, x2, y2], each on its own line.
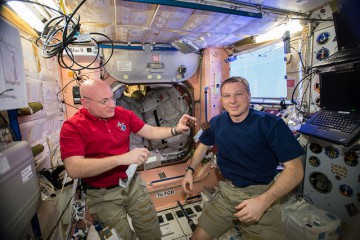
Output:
[309, 172, 332, 193]
[309, 156, 320, 167]
[324, 146, 340, 159]
[309, 143, 322, 154]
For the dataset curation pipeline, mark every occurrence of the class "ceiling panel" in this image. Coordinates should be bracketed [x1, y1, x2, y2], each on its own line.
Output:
[63, 0, 332, 49]
[150, 5, 193, 29]
[115, 1, 156, 26]
[211, 14, 256, 34]
[181, 10, 228, 33]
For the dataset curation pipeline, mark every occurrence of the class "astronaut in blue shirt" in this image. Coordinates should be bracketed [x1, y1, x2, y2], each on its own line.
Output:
[182, 76, 305, 240]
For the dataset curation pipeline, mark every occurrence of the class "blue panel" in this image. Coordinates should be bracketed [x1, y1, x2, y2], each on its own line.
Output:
[7, 109, 21, 141]
[99, 44, 144, 50]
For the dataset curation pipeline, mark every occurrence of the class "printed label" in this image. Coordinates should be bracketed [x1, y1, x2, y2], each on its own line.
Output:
[21, 165, 33, 183]
[156, 189, 175, 198]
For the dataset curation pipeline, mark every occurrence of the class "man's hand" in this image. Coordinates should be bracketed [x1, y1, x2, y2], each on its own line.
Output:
[122, 148, 150, 165]
[181, 171, 194, 194]
[176, 114, 197, 133]
[234, 195, 270, 223]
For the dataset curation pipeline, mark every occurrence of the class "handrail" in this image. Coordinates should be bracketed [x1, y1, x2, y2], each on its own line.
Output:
[148, 175, 185, 186]
[148, 172, 210, 187]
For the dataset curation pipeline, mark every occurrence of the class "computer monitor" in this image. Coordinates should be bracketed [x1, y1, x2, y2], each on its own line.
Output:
[320, 68, 360, 112]
[332, 0, 360, 50]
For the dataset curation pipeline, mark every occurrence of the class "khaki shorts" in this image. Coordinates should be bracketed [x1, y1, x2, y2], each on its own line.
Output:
[198, 181, 283, 240]
[85, 173, 161, 240]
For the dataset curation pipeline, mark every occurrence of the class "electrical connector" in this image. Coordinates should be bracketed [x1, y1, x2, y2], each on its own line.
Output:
[75, 33, 92, 42]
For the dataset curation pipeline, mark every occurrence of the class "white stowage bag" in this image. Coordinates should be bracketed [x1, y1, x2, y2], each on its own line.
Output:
[281, 198, 341, 240]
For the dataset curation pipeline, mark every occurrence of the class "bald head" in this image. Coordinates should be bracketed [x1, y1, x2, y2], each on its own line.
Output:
[80, 79, 112, 99]
[79, 79, 116, 118]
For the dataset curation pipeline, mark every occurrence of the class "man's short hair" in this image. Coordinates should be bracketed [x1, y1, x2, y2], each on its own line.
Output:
[221, 76, 250, 94]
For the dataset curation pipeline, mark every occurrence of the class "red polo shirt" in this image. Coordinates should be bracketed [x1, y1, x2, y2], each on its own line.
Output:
[60, 107, 145, 187]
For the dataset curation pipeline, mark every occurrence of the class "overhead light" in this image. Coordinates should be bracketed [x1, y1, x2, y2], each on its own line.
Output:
[255, 20, 303, 43]
[231, 36, 256, 48]
[172, 39, 199, 54]
[7, 1, 45, 32]
[37, 0, 60, 15]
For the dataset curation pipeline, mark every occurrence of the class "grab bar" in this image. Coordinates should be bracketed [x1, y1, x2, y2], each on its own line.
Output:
[148, 174, 185, 186]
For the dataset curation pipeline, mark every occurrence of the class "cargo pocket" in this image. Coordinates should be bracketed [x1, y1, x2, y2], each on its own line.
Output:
[88, 204, 107, 225]
[134, 178, 155, 209]
[127, 178, 161, 240]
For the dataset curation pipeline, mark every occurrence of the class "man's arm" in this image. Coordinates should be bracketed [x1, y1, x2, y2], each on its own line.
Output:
[234, 157, 304, 222]
[63, 148, 151, 179]
[181, 143, 210, 193]
[137, 114, 196, 140]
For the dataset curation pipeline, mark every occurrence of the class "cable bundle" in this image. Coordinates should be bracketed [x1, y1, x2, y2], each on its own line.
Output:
[38, 174, 56, 200]
[5, 0, 115, 71]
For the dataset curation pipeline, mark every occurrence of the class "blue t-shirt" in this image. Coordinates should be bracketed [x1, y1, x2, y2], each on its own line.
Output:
[200, 108, 305, 187]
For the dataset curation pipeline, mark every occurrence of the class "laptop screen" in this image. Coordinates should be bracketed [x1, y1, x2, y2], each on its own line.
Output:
[320, 68, 360, 112]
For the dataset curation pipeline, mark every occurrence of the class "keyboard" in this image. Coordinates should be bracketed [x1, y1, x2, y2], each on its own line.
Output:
[310, 111, 360, 133]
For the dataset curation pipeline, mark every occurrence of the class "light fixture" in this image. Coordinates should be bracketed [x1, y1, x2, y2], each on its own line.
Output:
[255, 20, 303, 43]
[172, 39, 199, 54]
[7, 1, 45, 32]
[37, 0, 60, 16]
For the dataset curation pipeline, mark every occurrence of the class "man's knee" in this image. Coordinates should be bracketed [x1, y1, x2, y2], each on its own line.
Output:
[191, 226, 213, 240]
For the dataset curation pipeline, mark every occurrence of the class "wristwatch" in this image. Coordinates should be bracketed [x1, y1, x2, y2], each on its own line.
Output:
[185, 166, 195, 174]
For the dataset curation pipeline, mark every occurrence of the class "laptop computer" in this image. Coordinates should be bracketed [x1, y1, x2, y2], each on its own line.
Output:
[298, 68, 360, 147]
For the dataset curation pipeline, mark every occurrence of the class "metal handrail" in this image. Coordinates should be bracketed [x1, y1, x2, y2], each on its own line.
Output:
[148, 174, 185, 186]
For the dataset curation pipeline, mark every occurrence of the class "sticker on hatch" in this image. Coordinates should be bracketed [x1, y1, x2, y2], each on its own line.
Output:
[156, 189, 175, 198]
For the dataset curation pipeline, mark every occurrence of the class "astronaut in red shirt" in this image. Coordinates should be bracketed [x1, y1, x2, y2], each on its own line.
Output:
[60, 78, 196, 240]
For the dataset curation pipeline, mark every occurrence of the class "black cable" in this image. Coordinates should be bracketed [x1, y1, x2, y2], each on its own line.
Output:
[37, 15, 76, 58]
[46, 194, 74, 240]
[291, 46, 309, 74]
[62, 101, 80, 110]
[56, 79, 75, 96]
[177, 201, 197, 232]
[291, 70, 314, 105]
[7, 0, 115, 72]
[291, 70, 316, 113]
[53, 0, 113, 71]
[298, 73, 313, 113]
[292, 72, 313, 113]
[38, 14, 81, 59]
[101, 66, 111, 80]
[58, 44, 88, 70]
[62, 0, 86, 43]
[56, 71, 90, 96]
[55, 34, 114, 71]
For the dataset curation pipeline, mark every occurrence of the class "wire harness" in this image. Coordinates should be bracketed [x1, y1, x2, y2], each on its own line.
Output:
[5, 0, 114, 71]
